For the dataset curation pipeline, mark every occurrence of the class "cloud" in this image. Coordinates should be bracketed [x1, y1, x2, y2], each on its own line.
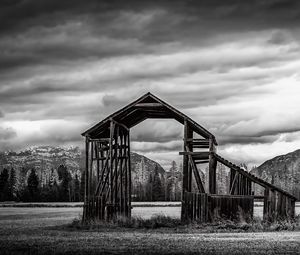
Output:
[131, 120, 182, 143]
[1, 1, 300, 168]
[0, 127, 17, 140]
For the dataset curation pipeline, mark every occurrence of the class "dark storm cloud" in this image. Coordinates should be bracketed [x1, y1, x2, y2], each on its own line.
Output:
[219, 134, 280, 145]
[1, 0, 300, 71]
[1, 0, 300, 167]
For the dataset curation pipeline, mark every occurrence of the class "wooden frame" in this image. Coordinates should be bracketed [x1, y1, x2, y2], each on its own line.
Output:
[82, 92, 296, 222]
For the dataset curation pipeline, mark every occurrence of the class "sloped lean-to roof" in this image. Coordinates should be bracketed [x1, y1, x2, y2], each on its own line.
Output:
[215, 154, 297, 200]
[82, 92, 217, 144]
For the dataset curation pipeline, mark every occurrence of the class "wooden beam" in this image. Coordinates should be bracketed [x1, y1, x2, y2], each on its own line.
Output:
[89, 140, 94, 197]
[215, 153, 297, 200]
[208, 138, 217, 194]
[124, 132, 128, 217]
[94, 156, 109, 196]
[96, 144, 100, 180]
[134, 103, 163, 107]
[109, 120, 115, 204]
[84, 137, 89, 204]
[114, 126, 119, 205]
[127, 129, 132, 218]
[194, 160, 210, 164]
[119, 133, 124, 215]
[111, 119, 129, 131]
[181, 119, 192, 221]
[230, 171, 239, 195]
[186, 147, 205, 193]
[179, 151, 209, 156]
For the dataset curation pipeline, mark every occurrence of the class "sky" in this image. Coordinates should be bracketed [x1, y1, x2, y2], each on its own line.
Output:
[1, 0, 300, 169]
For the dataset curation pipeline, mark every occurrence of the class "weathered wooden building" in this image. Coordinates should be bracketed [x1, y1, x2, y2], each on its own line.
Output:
[81, 92, 296, 222]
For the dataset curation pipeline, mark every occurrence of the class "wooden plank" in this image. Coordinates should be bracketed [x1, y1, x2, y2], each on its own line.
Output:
[194, 160, 210, 164]
[109, 120, 115, 205]
[208, 154, 217, 194]
[230, 171, 238, 195]
[182, 119, 191, 220]
[85, 137, 89, 204]
[179, 151, 209, 157]
[124, 132, 128, 217]
[187, 152, 205, 193]
[94, 154, 109, 196]
[119, 133, 124, 215]
[127, 129, 132, 218]
[134, 103, 163, 107]
[263, 188, 269, 221]
[114, 126, 119, 206]
[89, 141, 94, 198]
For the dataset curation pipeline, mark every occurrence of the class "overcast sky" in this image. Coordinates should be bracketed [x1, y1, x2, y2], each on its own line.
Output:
[1, 0, 300, 169]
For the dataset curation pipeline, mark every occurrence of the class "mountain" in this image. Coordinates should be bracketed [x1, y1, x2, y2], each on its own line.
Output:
[131, 152, 166, 200]
[251, 149, 300, 199]
[0, 146, 166, 201]
[131, 152, 165, 184]
[0, 146, 83, 187]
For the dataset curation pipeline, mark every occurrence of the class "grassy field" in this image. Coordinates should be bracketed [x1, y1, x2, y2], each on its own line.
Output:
[0, 205, 300, 254]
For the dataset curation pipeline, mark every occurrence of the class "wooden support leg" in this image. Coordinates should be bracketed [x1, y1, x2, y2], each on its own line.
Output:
[208, 153, 217, 194]
[181, 119, 193, 221]
[127, 129, 132, 218]
[83, 137, 89, 222]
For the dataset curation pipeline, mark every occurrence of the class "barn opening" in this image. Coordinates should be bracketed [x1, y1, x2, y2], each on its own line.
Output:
[81, 92, 296, 223]
[130, 119, 182, 219]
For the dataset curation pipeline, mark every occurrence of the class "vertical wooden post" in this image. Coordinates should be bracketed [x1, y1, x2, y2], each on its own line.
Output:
[208, 137, 217, 194]
[127, 129, 132, 218]
[291, 199, 295, 218]
[83, 137, 89, 221]
[124, 131, 128, 217]
[96, 142, 100, 181]
[119, 132, 124, 215]
[89, 140, 94, 198]
[109, 120, 115, 206]
[263, 188, 269, 221]
[114, 125, 119, 212]
[181, 119, 192, 221]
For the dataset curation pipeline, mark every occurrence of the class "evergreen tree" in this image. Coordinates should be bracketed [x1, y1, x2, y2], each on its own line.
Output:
[58, 165, 71, 202]
[152, 164, 164, 201]
[27, 168, 39, 201]
[50, 180, 59, 202]
[80, 171, 85, 202]
[8, 168, 17, 200]
[146, 173, 153, 201]
[74, 174, 80, 202]
[0, 168, 9, 201]
[49, 168, 55, 187]
[166, 176, 175, 201]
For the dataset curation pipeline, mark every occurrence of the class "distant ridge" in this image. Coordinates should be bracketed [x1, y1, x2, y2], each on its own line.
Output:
[0, 146, 166, 195]
[251, 149, 300, 199]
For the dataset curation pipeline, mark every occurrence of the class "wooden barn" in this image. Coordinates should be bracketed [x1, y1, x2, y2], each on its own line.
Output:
[81, 92, 297, 222]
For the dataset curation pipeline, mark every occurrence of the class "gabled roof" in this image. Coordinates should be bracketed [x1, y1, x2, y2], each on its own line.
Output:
[82, 92, 217, 144]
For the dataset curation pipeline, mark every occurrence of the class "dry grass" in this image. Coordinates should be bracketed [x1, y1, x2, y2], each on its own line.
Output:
[68, 214, 300, 233]
[1, 208, 300, 255]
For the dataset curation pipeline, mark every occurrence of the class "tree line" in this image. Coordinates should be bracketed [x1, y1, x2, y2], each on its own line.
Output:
[132, 162, 182, 201]
[0, 165, 84, 202]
